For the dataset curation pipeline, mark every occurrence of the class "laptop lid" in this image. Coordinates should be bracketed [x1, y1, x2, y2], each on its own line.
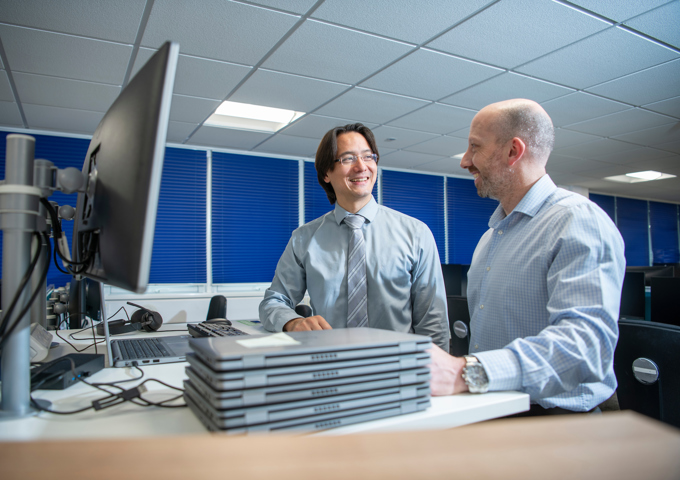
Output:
[189, 328, 431, 371]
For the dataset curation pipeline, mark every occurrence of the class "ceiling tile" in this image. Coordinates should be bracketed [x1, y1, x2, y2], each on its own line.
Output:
[516, 26, 679, 89]
[624, 1, 680, 48]
[311, 0, 493, 44]
[361, 49, 502, 101]
[566, 0, 670, 22]
[379, 150, 447, 169]
[142, 0, 299, 63]
[0, 0, 145, 42]
[247, 0, 319, 15]
[262, 20, 413, 84]
[642, 154, 680, 174]
[643, 96, 680, 118]
[0, 72, 15, 102]
[173, 54, 251, 100]
[553, 129, 603, 149]
[0, 101, 23, 126]
[427, 0, 609, 69]
[13, 73, 120, 112]
[542, 92, 630, 127]
[585, 59, 680, 106]
[280, 114, 379, 139]
[186, 125, 272, 150]
[554, 138, 638, 158]
[416, 156, 472, 175]
[22, 104, 104, 134]
[0, 25, 132, 84]
[590, 146, 673, 165]
[449, 127, 470, 139]
[403, 135, 468, 156]
[441, 72, 574, 110]
[169, 95, 220, 123]
[387, 103, 476, 135]
[612, 123, 680, 148]
[253, 134, 319, 157]
[315, 88, 428, 124]
[655, 138, 680, 154]
[563, 108, 676, 137]
[547, 155, 594, 173]
[230, 69, 349, 112]
[166, 121, 198, 144]
[371, 125, 439, 149]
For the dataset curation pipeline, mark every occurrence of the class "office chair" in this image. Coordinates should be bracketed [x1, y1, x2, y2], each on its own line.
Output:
[447, 295, 470, 357]
[206, 295, 227, 321]
[614, 319, 680, 428]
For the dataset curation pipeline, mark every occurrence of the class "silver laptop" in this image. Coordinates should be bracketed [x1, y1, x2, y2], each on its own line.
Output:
[184, 380, 429, 428]
[189, 328, 432, 371]
[186, 351, 431, 390]
[102, 297, 192, 367]
[185, 365, 431, 409]
[185, 391, 430, 434]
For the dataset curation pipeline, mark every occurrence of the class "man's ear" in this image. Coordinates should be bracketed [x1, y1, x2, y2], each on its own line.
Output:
[507, 137, 526, 167]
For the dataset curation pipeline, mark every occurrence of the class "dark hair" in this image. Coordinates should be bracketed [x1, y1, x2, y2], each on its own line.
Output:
[315, 123, 379, 204]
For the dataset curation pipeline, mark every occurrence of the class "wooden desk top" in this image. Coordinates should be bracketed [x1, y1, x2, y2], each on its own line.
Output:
[2, 411, 679, 480]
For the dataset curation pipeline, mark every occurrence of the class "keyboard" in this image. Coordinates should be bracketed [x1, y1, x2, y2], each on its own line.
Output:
[118, 337, 170, 360]
[187, 321, 249, 338]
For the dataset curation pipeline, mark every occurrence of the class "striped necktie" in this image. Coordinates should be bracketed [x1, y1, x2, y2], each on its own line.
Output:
[344, 214, 368, 328]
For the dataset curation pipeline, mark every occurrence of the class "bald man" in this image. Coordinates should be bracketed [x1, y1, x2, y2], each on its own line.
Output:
[429, 99, 625, 415]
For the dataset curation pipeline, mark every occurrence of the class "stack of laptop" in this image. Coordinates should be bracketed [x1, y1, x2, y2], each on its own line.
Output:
[184, 328, 432, 434]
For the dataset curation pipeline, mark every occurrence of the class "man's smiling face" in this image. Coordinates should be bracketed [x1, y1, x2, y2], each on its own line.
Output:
[324, 132, 377, 212]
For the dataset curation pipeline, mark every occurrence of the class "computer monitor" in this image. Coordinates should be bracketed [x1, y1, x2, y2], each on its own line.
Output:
[71, 41, 179, 293]
[619, 271, 646, 320]
[441, 264, 470, 298]
[626, 266, 676, 287]
[650, 277, 680, 327]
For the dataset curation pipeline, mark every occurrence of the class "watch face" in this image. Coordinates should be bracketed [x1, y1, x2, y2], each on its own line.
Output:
[464, 359, 489, 393]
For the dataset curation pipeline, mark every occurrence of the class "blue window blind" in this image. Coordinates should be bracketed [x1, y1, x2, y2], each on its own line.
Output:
[211, 152, 298, 283]
[0, 131, 89, 288]
[649, 201, 680, 264]
[304, 160, 333, 223]
[149, 147, 207, 283]
[617, 197, 650, 266]
[447, 177, 498, 264]
[381, 170, 446, 262]
[590, 193, 616, 224]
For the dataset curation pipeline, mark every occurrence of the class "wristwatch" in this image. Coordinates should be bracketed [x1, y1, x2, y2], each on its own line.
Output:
[463, 355, 489, 393]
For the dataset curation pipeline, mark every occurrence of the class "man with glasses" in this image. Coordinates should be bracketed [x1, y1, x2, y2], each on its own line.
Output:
[259, 123, 450, 351]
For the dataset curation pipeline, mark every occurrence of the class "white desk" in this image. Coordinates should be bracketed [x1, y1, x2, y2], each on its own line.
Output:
[0, 323, 529, 441]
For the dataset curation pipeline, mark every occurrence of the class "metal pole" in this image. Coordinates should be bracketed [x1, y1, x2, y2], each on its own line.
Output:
[0, 134, 41, 419]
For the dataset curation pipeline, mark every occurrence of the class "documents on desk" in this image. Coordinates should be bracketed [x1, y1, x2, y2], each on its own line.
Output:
[183, 328, 432, 433]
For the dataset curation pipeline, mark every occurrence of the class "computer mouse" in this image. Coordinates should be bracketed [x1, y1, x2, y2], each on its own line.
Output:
[204, 318, 232, 326]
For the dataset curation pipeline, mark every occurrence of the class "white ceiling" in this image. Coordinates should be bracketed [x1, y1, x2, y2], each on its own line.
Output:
[1, 0, 679, 203]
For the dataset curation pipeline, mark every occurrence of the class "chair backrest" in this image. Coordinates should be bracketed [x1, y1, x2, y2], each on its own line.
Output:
[206, 295, 227, 321]
[614, 319, 680, 428]
[447, 295, 470, 357]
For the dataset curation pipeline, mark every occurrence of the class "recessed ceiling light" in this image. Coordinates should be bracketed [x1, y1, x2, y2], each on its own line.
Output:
[204, 101, 305, 133]
[605, 170, 676, 183]
[451, 153, 465, 160]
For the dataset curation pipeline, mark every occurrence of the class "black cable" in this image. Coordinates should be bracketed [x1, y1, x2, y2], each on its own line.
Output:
[0, 232, 51, 352]
[0, 232, 43, 338]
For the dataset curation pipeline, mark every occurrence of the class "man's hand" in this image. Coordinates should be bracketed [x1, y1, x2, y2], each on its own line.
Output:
[428, 344, 469, 396]
[283, 315, 332, 332]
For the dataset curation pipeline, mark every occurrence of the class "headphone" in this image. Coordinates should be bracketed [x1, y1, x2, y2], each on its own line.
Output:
[96, 302, 163, 336]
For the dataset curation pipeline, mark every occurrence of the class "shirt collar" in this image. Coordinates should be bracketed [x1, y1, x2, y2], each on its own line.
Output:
[489, 174, 556, 227]
[333, 195, 378, 225]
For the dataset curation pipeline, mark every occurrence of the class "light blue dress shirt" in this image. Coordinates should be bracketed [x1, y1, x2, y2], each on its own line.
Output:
[469, 175, 625, 411]
[259, 196, 450, 350]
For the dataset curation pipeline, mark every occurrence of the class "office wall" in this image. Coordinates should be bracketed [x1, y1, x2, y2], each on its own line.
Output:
[2, 129, 679, 298]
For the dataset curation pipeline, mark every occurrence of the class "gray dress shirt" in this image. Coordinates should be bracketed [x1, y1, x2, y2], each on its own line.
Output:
[259, 196, 450, 351]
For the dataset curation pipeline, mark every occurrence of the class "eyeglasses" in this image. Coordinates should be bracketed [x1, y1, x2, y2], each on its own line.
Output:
[334, 153, 378, 166]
